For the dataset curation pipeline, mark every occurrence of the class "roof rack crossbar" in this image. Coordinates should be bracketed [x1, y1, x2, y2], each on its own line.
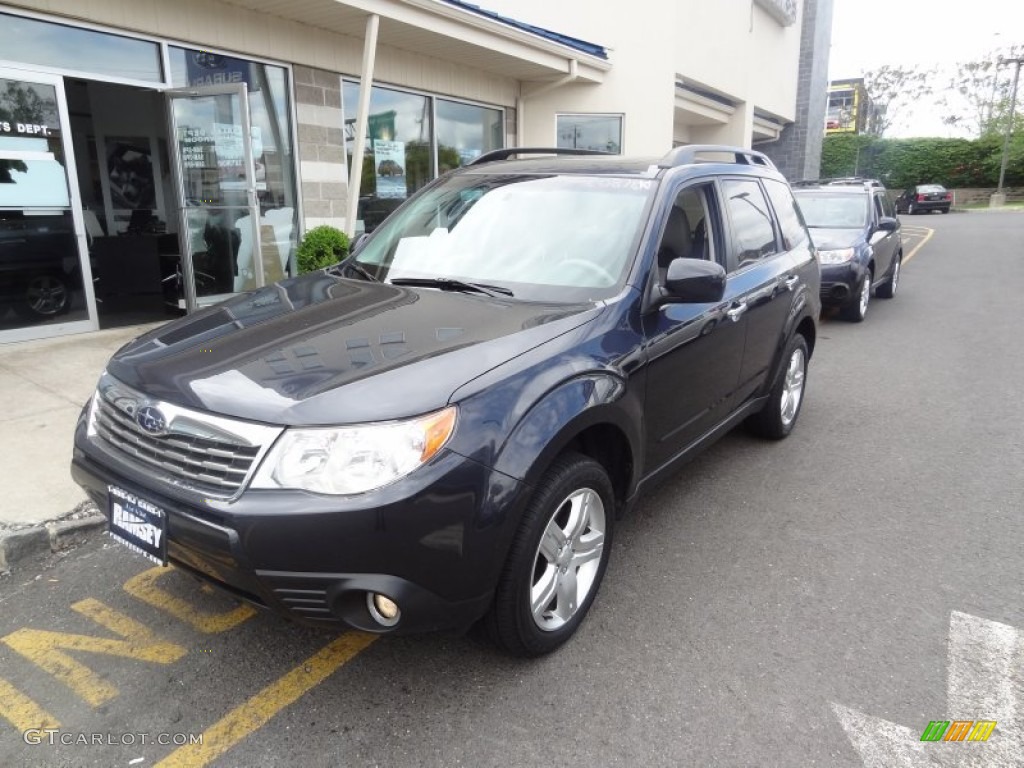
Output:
[469, 147, 611, 165]
[658, 144, 776, 170]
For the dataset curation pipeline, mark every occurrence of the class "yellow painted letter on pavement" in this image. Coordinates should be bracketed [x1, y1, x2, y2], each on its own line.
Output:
[124, 566, 255, 633]
[0, 678, 59, 732]
[2, 598, 187, 707]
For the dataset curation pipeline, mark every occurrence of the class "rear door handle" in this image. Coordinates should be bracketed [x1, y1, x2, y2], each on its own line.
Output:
[726, 301, 748, 322]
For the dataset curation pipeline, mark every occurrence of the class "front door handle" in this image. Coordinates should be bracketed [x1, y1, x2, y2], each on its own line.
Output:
[783, 275, 800, 291]
[726, 301, 748, 322]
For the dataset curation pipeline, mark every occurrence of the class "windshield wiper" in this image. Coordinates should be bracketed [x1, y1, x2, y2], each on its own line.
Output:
[328, 260, 378, 282]
[389, 277, 514, 298]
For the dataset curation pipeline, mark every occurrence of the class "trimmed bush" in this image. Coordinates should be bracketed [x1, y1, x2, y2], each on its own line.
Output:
[296, 225, 350, 274]
[821, 132, 1023, 190]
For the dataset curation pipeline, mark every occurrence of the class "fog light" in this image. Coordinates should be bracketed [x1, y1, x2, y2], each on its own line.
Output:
[367, 592, 400, 627]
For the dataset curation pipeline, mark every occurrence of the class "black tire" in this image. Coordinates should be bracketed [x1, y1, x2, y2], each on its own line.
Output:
[484, 453, 614, 657]
[942, 207, 950, 214]
[746, 334, 809, 440]
[876, 254, 901, 299]
[907, 203, 917, 215]
[839, 269, 872, 323]
[12, 272, 71, 320]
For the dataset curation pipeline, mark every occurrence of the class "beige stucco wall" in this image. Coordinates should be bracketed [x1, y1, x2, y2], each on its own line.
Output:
[479, 0, 803, 152]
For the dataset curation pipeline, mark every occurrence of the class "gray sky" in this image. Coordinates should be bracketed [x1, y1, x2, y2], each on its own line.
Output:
[827, 0, 1024, 137]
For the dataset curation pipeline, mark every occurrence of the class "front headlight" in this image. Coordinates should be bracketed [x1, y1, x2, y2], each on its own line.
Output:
[818, 247, 856, 265]
[251, 406, 457, 495]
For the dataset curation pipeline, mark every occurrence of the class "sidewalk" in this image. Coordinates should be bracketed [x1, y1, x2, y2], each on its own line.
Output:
[0, 323, 162, 564]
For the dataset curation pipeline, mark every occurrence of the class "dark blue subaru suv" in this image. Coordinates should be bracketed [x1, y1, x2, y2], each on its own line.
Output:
[72, 146, 820, 656]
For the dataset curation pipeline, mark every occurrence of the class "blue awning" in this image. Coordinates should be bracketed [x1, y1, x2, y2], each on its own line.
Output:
[439, 0, 609, 60]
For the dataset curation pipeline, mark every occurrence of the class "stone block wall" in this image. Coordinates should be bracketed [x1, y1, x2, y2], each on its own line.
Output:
[293, 65, 348, 232]
[761, 0, 834, 182]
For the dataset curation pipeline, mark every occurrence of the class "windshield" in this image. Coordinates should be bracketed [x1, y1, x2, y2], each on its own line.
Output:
[350, 173, 655, 302]
[793, 193, 868, 229]
[917, 184, 945, 193]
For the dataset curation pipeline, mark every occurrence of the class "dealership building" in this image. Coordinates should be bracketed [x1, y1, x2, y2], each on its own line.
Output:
[0, 0, 831, 343]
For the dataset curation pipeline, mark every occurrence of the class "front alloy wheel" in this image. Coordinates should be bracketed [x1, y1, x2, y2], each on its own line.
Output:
[877, 256, 900, 299]
[530, 487, 606, 632]
[485, 453, 614, 656]
[840, 270, 871, 322]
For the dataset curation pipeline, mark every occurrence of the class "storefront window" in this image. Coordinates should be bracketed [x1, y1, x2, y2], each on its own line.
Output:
[436, 99, 503, 171]
[343, 83, 434, 232]
[1, 78, 87, 331]
[0, 13, 163, 83]
[557, 114, 622, 154]
[169, 48, 298, 278]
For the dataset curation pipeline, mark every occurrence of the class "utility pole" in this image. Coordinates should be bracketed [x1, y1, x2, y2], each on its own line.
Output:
[991, 55, 1024, 208]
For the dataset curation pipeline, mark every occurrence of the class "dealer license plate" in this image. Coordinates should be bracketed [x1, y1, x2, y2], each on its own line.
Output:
[107, 485, 168, 565]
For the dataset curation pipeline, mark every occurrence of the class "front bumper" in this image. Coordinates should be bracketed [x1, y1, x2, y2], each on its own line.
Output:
[72, 416, 525, 635]
[819, 261, 868, 306]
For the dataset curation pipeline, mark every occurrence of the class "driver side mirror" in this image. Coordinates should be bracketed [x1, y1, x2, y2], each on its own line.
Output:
[876, 216, 898, 232]
[660, 258, 726, 304]
[350, 232, 369, 254]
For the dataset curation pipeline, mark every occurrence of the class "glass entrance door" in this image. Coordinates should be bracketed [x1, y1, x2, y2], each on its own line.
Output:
[0, 67, 95, 342]
[167, 84, 262, 311]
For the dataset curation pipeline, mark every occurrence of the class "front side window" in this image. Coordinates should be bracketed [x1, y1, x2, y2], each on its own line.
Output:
[655, 184, 717, 278]
[723, 179, 777, 267]
[556, 114, 622, 154]
[352, 173, 654, 302]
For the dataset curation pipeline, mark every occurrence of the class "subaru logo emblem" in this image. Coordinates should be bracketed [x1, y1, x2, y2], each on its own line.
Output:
[136, 406, 168, 436]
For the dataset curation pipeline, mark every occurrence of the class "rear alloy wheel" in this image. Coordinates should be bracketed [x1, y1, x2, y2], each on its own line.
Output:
[485, 453, 614, 657]
[877, 255, 900, 299]
[14, 273, 70, 319]
[908, 203, 917, 215]
[840, 269, 871, 322]
[746, 333, 809, 440]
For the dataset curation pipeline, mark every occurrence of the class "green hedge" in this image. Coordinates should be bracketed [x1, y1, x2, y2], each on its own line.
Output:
[820, 132, 1023, 189]
[296, 226, 350, 274]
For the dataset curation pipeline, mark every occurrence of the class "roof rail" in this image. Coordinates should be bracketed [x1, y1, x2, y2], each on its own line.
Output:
[795, 176, 884, 188]
[468, 147, 611, 165]
[658, 144, 776, 170]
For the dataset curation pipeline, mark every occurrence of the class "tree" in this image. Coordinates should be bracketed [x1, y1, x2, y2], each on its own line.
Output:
[939, 44, 1023, 138]
[861, 65, 936, 136]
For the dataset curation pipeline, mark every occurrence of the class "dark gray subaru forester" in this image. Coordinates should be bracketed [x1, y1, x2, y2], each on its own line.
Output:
[72, 145, 820, 656]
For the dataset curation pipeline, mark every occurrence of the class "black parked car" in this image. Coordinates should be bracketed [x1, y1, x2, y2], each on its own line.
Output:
[793, 180, 902, 322]
[72, 145, 820, 656]
[895, 184, 951, 214]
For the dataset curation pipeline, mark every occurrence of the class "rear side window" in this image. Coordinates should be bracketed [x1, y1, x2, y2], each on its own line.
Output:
[763, 179, 809, 250]
[723, 178, 777, 268]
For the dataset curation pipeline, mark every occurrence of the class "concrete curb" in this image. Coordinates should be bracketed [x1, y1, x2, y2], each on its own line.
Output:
[0, 501, 106, 573]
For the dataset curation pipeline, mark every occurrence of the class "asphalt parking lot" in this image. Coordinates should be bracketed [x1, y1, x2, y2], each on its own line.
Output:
[1, 210, 1022, 768]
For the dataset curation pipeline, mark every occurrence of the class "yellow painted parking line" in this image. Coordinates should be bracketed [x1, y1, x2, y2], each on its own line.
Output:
[0, 678, 60, 732]
[2, 598, 187, 707]
[123, 566, 256, 634]
[155, 632, 378, 768]
[902, 227, 934, 265]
